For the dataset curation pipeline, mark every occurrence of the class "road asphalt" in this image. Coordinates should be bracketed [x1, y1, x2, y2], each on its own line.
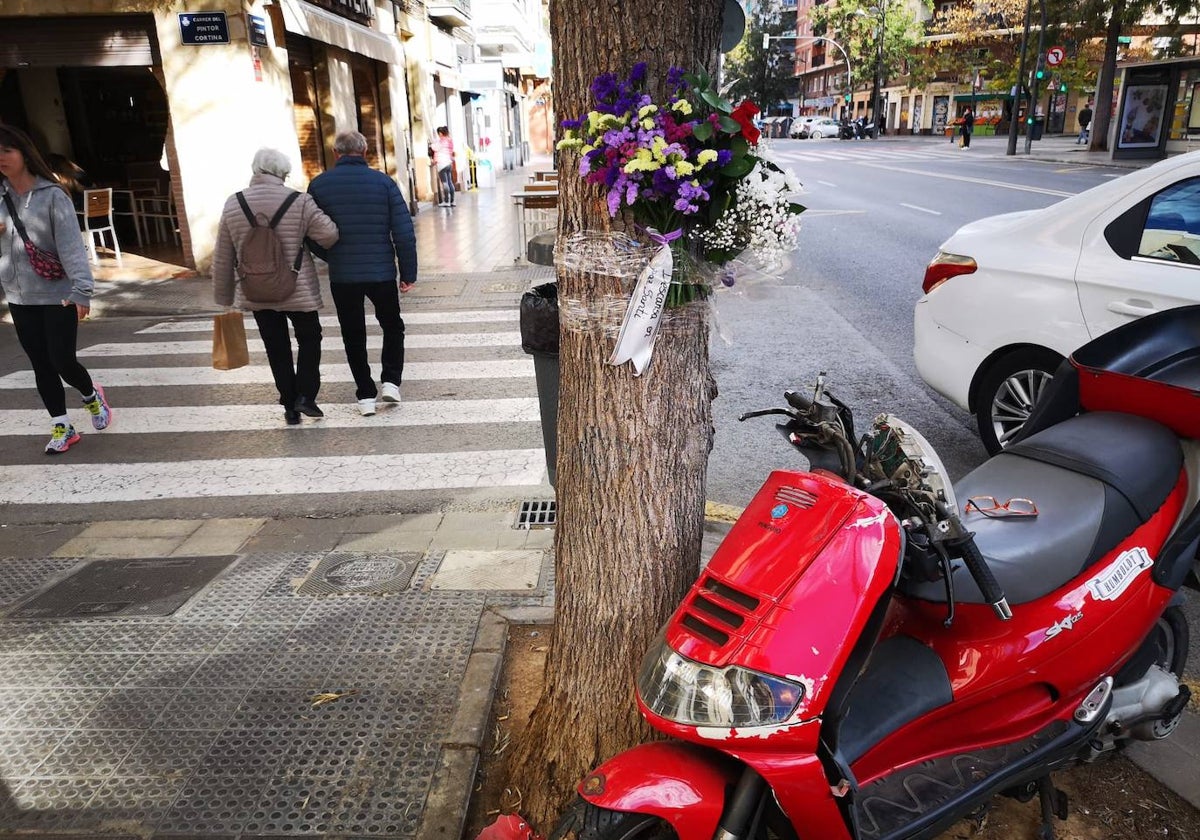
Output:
[0, 140, 1195, 838]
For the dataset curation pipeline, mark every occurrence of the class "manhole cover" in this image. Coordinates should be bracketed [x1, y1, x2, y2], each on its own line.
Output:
[296, 552, 419, 596]
[516, 500, 556, 529]
[7, 555, 238, 620]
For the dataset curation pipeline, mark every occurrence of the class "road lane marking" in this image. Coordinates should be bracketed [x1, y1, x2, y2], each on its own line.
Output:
[0, 450, 547, 505]
[80, 332, 523, 357]
[817, 180, 838, 187]
[137, 310, 519, 334]
[900, 203, 942, 215]
[858, 162, 1075, 197]
[0, 399, 541, 436]
[797, 209, 866, 217]
[0, 359, 534, 388]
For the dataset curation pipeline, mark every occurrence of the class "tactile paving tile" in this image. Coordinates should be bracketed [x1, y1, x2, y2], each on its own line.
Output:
[34, 729, 142, 777]
[0, 557, 82, 607]
[85, 624, 173, 653]
[23, 624, 105, 654]
[0, 654, 76, 687]
[75, 774, 188, 830]
[148, 624, 232, 653]
[185, 653, 269, 688]
[76, 687, 178, 730]
[153, 688, 248, 732]
[4, 777, 105, 831]
[115, 728, 220, 777]
[0, 729, 66, 776]
[241, 774, 349, 835]
[156, 772, 271, 834]
[116, 653, 207, 688]
[5, 688, 102, 731]
[52, 652, 145, 687]
[256, 651, 335, 689]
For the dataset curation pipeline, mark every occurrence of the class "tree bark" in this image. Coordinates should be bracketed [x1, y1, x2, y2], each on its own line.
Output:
[505, 0, 724, 830]
[1089, 0, 1125, 152]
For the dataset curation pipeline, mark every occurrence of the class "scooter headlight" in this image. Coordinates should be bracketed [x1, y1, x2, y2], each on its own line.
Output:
[636, 636, 804, 728]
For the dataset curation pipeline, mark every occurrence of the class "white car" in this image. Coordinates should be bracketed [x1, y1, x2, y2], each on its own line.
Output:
[804, 117, 841, 140]
[914, 151, 1200, 454]
[789, 116, 820, 138]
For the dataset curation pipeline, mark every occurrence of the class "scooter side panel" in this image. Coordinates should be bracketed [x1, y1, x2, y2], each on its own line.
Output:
[577, 742, 739, 839]
[855, 475, 1186, 783]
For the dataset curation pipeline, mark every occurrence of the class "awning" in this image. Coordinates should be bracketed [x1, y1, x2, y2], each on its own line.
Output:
[953, 92, 1014, 102]
[279, 0, 403, 65]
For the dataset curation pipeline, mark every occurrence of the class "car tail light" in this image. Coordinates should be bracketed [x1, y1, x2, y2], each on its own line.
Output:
[922, 252, 978, 294]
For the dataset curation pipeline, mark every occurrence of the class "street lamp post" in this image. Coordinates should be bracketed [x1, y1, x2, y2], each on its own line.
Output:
[765, 33, 853, 120]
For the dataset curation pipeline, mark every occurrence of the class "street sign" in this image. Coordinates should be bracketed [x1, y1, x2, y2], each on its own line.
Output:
[179, 12, 230, 45]
[1046, 45, 1065, 66]
[247, 13, 268, 47]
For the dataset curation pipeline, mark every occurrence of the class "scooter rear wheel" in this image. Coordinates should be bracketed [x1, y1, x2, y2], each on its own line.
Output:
[1116, 605, 1189, 686]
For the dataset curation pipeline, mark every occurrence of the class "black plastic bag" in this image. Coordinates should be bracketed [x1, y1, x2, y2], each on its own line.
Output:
[519, 282, 559, 356]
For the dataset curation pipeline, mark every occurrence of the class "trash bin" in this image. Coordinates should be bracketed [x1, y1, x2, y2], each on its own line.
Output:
[520, 283, 559, 487]
[476, 159, 496, 189]
[1030, 117, 1045, 141]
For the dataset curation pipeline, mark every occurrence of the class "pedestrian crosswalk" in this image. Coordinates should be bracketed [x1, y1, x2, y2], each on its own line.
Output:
[773, 142, 966, 164]
[0, 308, 549, 512]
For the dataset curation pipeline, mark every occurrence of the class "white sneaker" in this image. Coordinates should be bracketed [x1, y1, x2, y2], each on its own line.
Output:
[358, 398, 377, 417]
[380, 382, 401, 403]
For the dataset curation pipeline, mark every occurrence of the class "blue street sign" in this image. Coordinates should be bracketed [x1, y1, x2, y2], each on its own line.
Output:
[179, 12, 230, 45]
[247, 14, 268, 47]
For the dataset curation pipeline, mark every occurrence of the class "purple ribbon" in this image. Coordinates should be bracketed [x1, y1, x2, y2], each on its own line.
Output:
[640, 226, 684, 246]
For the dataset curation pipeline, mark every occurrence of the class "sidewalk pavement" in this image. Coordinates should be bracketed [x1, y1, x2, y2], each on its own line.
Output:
[0, 154, 1196, 839]
[884, 129, 1169, 169]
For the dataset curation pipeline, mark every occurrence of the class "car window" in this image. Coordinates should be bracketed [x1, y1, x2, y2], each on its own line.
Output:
[1138, 178, 1200, 266]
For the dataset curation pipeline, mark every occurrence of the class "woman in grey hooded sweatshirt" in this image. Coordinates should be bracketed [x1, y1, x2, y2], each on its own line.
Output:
[0, 125, 112, 453]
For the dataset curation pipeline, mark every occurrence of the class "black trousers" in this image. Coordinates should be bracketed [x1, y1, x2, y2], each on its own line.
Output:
[330, 281, 405, 401]
[252, 309, 322, 407]
[9, 303, 95, 418]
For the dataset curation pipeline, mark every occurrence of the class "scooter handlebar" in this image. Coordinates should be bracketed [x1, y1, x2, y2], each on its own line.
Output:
[955, 534, 1013, 620]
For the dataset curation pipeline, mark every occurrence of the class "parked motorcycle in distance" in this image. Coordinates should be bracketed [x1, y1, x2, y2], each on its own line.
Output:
[552, 305, 1199, 840]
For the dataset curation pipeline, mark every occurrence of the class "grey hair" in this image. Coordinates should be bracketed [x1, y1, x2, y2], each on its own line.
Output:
[251, 147, 292, 179]
[333, 130, 368, 155]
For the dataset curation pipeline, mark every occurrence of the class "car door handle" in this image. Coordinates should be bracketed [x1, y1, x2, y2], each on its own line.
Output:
[1107, 299, 1158, 317]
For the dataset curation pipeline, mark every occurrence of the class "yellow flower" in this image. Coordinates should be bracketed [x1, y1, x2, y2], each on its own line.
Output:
[672, 100, 693, 116]
[638, 104, 659, 119]
[597, 114, 625, 130]
[651, 136, 669, 159]
[642, 118, 656, 130]
[623, 149, 661, 173]
[555, 137, 583, 150]
[696, 149, 718, 166]
[674, 161, 695, 177]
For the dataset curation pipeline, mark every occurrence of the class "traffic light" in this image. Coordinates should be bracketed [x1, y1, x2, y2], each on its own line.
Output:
[844, 93, 851, 103]
[1060, 80, 1068, 92]
[1034, 54, 1046, 82]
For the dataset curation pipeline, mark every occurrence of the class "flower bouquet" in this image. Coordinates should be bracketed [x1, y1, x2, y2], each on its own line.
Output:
[556, 63, 805, 309]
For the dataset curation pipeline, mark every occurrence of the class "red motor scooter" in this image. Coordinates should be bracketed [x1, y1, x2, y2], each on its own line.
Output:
[553, 306, 1199, 840]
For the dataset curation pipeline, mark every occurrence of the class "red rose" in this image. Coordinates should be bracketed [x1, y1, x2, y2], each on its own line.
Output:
[731, 100, 761, 145]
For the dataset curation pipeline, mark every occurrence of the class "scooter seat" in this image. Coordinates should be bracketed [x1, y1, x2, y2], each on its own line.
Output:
[909, 412, 1181, 606]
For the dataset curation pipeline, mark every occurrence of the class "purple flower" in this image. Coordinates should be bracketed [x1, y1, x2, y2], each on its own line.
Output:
[716, 149, 733, 166]
[630, 62, 647, 84]
[666, 66, 686, 90]
[561, 117, 583, 130]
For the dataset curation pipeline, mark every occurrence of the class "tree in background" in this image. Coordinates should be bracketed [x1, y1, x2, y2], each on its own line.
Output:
[811, 0, 930, 108]
[503, 0, 726, 830]
[723, 0, 797, 114]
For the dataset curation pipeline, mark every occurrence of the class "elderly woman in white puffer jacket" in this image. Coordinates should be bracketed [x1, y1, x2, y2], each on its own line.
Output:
[212, 147, 338, 425]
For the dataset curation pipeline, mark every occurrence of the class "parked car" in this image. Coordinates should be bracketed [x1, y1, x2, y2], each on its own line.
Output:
[801, 117, 841, 140]
[789, 116, 820, 138]
[914, 151, 1200, 454]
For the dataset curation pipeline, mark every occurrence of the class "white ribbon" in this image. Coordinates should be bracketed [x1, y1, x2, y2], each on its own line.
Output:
[606, 236, 675, 376]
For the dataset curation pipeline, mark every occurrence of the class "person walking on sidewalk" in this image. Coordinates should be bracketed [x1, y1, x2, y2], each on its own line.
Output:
[1077, 102, 1093, 145]
[212, 147, 339, 425]
[0, 125, 112, 454]
[307, 130, 417, 417]
[432, 126, 456, 207]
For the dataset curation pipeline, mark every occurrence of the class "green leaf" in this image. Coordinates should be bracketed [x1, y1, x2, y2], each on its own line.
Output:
[683, 73, 702, 90]
[692, 121, 714, 141]
[789, 202, 807, 215]
[717, 115, 742, 133]
[697, 67, 711, 91]
[730, 136, 750, 157]
[701, 90, 734, 113]
[720, 157, 755, 178]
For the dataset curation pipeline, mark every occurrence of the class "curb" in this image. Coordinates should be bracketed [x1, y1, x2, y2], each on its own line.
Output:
[416, 609, 509, 840]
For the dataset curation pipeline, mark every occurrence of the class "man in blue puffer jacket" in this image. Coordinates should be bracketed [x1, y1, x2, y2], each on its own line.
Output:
[308, 130, 418, 416]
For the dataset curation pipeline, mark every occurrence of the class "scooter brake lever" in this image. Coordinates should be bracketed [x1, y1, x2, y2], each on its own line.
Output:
[738, 408, 796, 422]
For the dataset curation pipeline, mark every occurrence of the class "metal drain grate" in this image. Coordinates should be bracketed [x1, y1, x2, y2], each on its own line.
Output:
[516, 500, 556, 529]
[296, 552, 419, 596]
[6, 556, 238, 620]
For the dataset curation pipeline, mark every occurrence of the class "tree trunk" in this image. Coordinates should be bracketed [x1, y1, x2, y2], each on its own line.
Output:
[1089, 0, 1124, 152]
[505, 0, 724, 831]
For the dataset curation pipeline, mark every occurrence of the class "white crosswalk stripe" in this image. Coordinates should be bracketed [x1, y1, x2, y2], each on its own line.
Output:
[136, 309, 519, 334]
[80, 332, 523, 356]
[0, 359, 534, 388]
[0, 311, 549, 507]
[773, 144, 963, 164]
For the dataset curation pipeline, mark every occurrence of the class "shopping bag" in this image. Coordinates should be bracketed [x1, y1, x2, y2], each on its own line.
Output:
[212, 311, 249, 370]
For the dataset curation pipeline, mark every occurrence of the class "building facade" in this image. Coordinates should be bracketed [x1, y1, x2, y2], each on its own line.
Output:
[0, 0, 550, 271]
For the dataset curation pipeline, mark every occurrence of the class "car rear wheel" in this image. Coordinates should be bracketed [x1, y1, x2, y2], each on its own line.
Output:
[974, 347, 1063, 455]
[811, 131, 824, 140]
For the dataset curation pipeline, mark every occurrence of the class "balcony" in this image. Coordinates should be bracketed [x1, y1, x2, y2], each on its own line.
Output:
[428, 0, 471, 27]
